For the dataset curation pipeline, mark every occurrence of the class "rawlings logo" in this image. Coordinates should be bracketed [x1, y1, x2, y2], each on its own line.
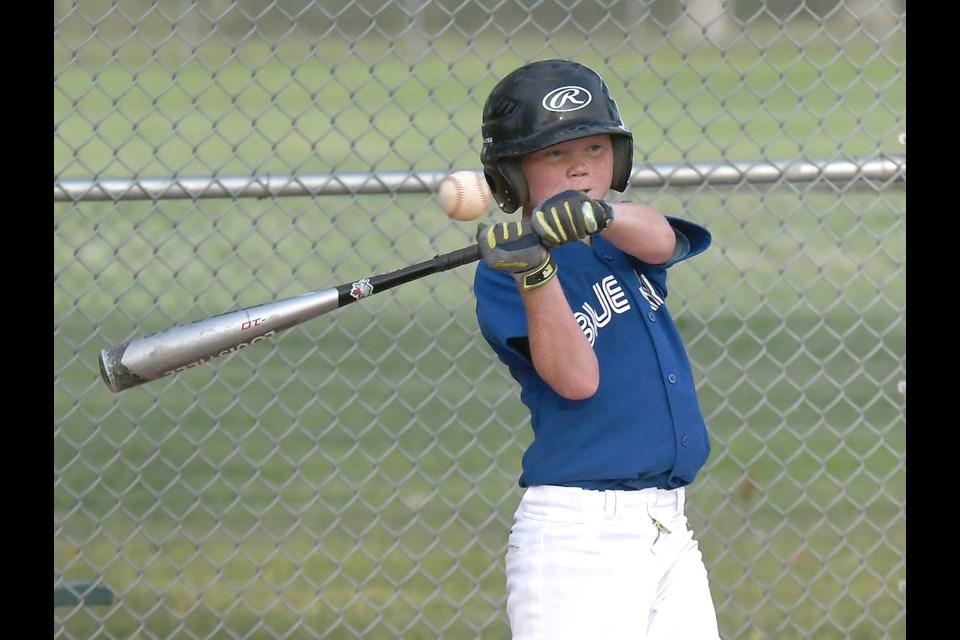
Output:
[542, 86, 592, 112]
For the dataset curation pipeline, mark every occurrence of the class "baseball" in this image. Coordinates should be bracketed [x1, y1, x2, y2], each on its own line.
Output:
[438, 171, 491, 221]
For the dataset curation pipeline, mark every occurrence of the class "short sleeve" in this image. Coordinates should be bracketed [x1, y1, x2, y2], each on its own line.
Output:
[474, 263, 533, 369]
[663, 216, 711, 267]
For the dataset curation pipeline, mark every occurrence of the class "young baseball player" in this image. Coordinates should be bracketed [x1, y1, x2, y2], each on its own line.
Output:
[473, 59, 721, 639]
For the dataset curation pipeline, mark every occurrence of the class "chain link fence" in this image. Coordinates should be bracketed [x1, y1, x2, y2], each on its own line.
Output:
[54, 1, 906, 638]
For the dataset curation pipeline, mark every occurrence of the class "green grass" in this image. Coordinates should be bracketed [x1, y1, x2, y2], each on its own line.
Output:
[55, 25, 905, 640]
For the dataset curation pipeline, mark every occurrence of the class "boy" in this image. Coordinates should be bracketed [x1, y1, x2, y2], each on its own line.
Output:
[474, 59, 721, 639]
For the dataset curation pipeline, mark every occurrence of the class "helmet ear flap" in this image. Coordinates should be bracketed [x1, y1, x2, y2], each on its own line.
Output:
[484, 159, 527, 214]
[610, 136, 634, 192]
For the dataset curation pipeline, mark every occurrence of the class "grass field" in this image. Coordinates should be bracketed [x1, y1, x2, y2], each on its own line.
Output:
[55, 24, 905, 640]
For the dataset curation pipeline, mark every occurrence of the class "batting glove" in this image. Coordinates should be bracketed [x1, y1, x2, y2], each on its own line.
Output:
[477, 220, 557, 291]
[530, 190, 615, 248]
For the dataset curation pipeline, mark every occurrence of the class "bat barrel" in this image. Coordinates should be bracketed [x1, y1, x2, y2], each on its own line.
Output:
[99, 288, 341, 393]
[99, 242, 481, 393]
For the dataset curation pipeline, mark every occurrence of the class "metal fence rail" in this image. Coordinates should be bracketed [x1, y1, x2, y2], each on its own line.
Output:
[54, 156, 906, 202]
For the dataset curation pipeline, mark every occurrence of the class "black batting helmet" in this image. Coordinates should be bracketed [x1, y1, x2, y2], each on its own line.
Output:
[480, 59, 634, 213]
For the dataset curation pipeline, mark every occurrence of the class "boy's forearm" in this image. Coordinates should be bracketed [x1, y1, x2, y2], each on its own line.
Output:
[520, 278, 600, 400]
[602, 202, 677, 264]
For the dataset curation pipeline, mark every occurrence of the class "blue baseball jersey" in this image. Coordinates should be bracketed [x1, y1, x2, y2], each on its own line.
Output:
[474, 216, 712, 490]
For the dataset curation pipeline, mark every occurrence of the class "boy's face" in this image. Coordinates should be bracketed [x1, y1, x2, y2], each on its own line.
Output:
[520, 134, 615, 209]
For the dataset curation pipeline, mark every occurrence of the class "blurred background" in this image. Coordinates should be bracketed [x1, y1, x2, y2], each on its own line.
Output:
[54, 1, 906, 638]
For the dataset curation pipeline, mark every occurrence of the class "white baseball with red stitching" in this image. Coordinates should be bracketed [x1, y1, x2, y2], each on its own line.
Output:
[439, 171, 491, 221]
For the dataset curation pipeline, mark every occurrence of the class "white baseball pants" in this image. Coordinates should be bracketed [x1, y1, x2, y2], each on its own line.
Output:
[505, 485, 720, 640]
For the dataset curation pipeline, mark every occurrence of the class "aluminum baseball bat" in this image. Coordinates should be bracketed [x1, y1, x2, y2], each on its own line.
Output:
[99, 243, 481, 393]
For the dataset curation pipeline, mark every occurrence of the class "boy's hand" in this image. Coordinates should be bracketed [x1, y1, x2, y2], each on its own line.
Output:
[477, 220, 557, 290]
[530, 190, 615, 248]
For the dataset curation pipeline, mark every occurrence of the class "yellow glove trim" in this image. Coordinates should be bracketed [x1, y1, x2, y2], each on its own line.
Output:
[534, 209, 562, 245]
[486, 220, 525, 249]
[518, 254, 557, 290]
[582, 201, 599, 233]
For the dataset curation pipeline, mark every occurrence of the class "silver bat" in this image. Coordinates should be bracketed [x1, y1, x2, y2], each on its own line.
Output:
[99, 244, 481, 393]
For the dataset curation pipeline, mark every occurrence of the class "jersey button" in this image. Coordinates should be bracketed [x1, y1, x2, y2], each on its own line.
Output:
[647, 312, 656, 322]
[681, 436, 690, 446]
[668, 373, 677, 384]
